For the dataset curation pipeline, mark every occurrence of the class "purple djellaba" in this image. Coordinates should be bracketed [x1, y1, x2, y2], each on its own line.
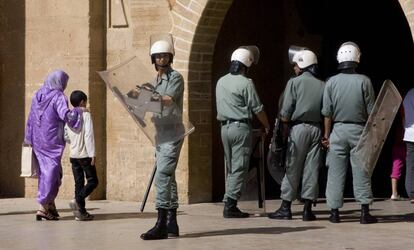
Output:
[24, 70, 84, 221]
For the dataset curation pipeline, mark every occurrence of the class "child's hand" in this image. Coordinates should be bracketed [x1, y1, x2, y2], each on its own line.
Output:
[81, 107, 90, 113]
[91, 157, 96, 166]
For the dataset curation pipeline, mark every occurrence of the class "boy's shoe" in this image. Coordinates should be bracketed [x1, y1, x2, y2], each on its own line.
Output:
[69, 200, 81, 218]
[390, 194, 401, 201]
[75, 211, 94, 221]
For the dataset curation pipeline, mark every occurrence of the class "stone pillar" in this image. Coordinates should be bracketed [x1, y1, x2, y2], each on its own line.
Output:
[0, 0, 26, 197]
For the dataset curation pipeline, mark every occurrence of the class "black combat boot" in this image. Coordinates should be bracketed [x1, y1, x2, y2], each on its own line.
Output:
[140, 208, 168, 240]
[329, 209, 340, 223]
[360, 204, 378, 224]
[302, 199, 316, 221]
[268, 200, 292, 220]
[223, 198, 249, 218]
[167, 208, 179, 237]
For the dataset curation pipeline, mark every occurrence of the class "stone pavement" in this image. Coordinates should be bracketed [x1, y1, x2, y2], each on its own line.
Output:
[0, 198, 413, 250]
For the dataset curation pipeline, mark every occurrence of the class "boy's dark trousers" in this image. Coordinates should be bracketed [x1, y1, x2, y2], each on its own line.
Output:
[70, 158, 99, 213]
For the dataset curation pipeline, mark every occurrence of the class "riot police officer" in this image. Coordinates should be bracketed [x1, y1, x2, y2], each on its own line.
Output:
[268, 47, 325, 221]
[321, 42, 377, 224]
[216, 46, 270, 218]
[141, 34, 185, 240]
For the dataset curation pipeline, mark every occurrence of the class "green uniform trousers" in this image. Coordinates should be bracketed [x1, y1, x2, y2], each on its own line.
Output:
[154, 139, 183, 209]
[326, 123, 373, 209]
[221, 122, 252, 202]
[281, 123, 322, 201]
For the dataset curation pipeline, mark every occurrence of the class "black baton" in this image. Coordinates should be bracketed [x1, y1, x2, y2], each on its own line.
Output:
[140, 162, 157, 212]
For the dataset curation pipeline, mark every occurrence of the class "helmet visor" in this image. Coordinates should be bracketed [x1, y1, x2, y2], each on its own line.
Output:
[288, 45, 307, 64]
[239, 45, 260, 65]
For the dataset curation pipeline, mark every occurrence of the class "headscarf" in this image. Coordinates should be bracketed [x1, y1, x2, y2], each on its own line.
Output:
[44, 70, 69, 91]
[34, 70, 69, 120]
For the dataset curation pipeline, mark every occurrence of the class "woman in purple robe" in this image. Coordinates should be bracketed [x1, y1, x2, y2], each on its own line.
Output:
[24, 70, 84, 220]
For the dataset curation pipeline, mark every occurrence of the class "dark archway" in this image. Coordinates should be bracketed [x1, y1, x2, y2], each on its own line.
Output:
[212, 0, 414, 201]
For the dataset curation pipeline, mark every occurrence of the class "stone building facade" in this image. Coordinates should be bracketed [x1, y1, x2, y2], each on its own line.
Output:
[1, 0, 414, 203]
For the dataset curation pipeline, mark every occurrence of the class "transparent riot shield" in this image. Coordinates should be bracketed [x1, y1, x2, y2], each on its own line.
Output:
[288, 45, 307, 64]
[266, 118, 286, 185]
[239, 45, 260, 65]
[225, 129, 266, 216]
[353, 80, 402, 176]
[97, 56, 195, 146]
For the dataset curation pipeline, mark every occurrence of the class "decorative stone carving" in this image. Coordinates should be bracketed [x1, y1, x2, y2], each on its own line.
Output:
[111, 0, 128, 28]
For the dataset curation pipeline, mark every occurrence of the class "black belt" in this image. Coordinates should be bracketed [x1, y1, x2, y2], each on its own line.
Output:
[221, 119, 250, 125]
[333, 121, 366, 125]
[292, 120, 321, 126]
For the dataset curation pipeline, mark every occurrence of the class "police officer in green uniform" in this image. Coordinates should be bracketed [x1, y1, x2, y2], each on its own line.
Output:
[268, 47, 325, 221]
[321, 42, 377, 224]
[141, 34, 185, 240]
[216, 46, 270, 218]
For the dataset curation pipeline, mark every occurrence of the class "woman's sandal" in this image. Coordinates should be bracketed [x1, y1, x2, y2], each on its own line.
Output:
[36, 210, 59, 221]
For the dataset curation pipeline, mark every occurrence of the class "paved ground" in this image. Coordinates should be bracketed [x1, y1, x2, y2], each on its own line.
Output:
[0, 198, 413, 250]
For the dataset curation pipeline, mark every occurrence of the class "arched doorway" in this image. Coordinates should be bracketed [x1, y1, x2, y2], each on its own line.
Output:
[210, 0, 414, 201]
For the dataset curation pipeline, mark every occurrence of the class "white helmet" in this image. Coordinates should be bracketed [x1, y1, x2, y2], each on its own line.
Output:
[337, 42, 360, 63]
[292, 50, 317, 69]
[231, 48, 254, 67]
[150, 40, 174, 56]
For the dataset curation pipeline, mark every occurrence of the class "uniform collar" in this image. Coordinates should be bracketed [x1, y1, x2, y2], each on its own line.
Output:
[301, 71, 312, 77]
[156, 67, 173, 84]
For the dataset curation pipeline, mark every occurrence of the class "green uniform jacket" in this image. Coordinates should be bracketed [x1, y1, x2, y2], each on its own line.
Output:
[280, 72, 325, 122]
[322, 73, 375, 122]
[216, 73, 263, 121]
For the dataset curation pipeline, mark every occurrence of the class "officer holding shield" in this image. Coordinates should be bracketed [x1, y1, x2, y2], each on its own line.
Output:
[321, 42, 377, 224]
[268, 47, 325, 221]
[141, 34, 185, 240]
[216, 46, 270, 218]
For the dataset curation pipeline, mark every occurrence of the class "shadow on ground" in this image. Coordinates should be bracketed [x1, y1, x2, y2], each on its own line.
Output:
[0, 208, 98, 216]
[292, 209, 363, 217]
[180, 226, 324, 238]
[59, 211, 159, 221]
[288, 208, 411, 224]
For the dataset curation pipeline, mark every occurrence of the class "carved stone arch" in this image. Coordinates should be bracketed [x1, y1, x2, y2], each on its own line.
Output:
[399, 0, 414, 42]
[167, 0, 234, 202]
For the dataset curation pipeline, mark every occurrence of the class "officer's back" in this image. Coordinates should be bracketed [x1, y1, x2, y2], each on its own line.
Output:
[325, 73, 372, 123]
[284, 71, 325, 122]
[216, 73, 260, 121]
